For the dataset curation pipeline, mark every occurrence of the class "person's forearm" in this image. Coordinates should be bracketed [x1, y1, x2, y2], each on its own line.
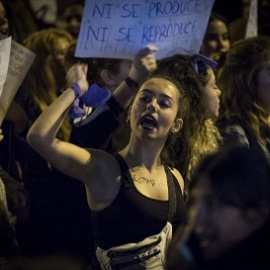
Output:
[112, 46, 157, 109]
[112, 79, 138, 109]
[27, 88, 75, 148]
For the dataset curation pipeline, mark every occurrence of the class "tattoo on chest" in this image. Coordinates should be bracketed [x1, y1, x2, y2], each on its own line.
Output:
[132, 174, 166, 187]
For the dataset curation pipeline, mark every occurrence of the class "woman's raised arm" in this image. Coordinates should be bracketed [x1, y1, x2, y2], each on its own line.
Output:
[27, 64, 98, 183]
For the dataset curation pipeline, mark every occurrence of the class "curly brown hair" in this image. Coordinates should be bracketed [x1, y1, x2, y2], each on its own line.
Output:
[152, 54, 221, 183]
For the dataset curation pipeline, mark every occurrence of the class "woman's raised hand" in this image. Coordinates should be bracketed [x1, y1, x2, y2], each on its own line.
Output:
[129, 45, 158, 84]
[66, 63, 89, 95]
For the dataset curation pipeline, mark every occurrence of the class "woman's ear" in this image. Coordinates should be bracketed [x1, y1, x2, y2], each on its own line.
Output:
[100, 69, 115, 88]
[171, 118, 183, 133]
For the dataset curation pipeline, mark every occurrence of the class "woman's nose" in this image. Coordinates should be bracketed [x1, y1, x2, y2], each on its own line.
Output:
[217, 37, 228, 52]
[146, 99, 157, 111]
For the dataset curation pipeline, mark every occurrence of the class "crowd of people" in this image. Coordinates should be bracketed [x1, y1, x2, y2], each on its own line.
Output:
[0, 0, 270, 269]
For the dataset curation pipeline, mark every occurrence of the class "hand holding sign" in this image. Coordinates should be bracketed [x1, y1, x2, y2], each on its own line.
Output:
[129, 45, 158, 84]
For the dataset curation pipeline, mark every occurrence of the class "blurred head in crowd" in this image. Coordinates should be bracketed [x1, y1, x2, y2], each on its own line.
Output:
[217, 36, 270, 144]
[200, 12, 231, 63]
[56, 1, 84, 39]
[188, 146, 270, 261]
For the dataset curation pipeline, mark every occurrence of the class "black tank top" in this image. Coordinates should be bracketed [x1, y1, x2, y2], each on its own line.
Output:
[92, 153, 187, 250]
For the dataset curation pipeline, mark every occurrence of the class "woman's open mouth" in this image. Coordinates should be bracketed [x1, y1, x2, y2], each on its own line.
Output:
[140, 115, 157, 130]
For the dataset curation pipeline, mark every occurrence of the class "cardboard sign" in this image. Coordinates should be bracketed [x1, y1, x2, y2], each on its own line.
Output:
[75, 0, 215, 60]
[0, 39, 36, 125]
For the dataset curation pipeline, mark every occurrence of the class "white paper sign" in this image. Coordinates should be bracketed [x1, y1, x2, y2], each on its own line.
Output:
[0, 37, 11, 97]
[245, 0, 257, 38]
[0, 40, 36, 125]
[75, 0, 215, 60]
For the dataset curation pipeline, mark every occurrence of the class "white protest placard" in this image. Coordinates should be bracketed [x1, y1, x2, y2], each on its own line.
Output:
[245, 0, 257, 38]
[75, 0, 215, 60]
[0, 39, 36, 125]
[0, 37, 11, 97]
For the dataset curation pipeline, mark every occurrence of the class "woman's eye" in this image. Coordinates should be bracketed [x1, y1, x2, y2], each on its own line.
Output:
[139, 96, 150, 102]
[222, 34, 230, 40]
[160, 101, 171, 108]
[161, 103, 169, 108]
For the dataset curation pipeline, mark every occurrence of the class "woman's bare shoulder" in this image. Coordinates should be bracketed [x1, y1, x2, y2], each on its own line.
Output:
[170, 167, 185, 195]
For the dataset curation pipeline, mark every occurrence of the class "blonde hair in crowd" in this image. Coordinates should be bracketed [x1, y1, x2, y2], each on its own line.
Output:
[188, 119, 222, 180]
[23, 28, 74, 141]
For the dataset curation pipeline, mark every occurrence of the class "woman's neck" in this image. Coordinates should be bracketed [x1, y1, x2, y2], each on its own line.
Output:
[119, 137, 164, 171]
